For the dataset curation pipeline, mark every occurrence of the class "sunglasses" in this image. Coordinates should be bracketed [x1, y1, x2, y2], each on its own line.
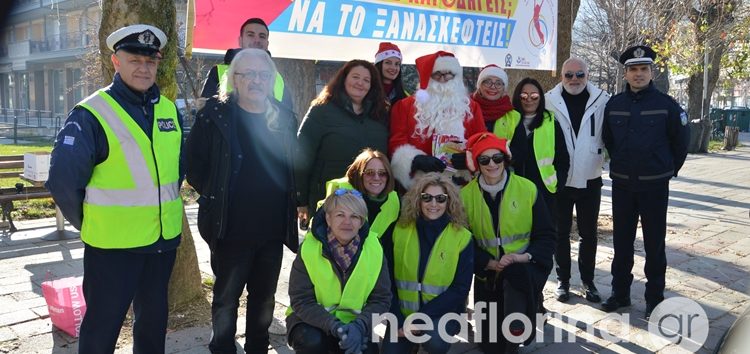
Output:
[519, 92, 540, 101]
[420, 193, 448, 204]
[363, 169, 388, 178]
[431, 71, 455, 81]
[477, 153, 505, 166]
[334, 188, 363, 198]
[564, 71, 586, 79]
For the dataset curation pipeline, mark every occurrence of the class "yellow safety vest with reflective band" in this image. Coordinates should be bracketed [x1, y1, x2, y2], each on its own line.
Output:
[392, 223, 472, 316]
[322, 177, 399, 239]
[492, 110, 521, 141]
[288, 231, 383, 323]
[460, 172, 536, 258]
[533, 111, 557, 193]
[78, 90, 183, 249]
[217, 64, 285, 101]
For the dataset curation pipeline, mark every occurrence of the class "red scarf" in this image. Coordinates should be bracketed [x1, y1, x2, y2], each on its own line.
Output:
[471, 92, 514, 122]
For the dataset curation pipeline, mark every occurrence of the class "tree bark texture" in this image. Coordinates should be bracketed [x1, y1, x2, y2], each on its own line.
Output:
[275, 58, 317, 125]
[99, 0, 203, 309]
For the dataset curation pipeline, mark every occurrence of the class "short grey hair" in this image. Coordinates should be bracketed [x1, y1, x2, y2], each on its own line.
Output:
[562, 57, 589, 74]
[322, 191, 368, 222]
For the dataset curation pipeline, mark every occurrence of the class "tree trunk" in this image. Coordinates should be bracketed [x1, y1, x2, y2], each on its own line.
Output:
[275, 58, 317, 125]
[686, 42, 726, 153]
[99, 0, 203, 309]
[506, 0, 581, 92]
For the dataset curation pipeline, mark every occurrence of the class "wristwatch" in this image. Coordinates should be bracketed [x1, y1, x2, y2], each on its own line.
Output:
[526, 253, 533, 262]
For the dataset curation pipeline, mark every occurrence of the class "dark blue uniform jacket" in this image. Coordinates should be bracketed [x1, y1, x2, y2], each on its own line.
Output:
[603, 82, 690, 191]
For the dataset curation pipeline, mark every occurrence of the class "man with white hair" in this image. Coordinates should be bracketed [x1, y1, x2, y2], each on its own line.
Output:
[389, 51, 486, 189]
[545, 57, 609, 305]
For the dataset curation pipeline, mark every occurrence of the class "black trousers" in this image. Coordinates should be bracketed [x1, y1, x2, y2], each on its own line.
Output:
[555, 184, 602, 283]
[288, 323, 379, 354]
[610, 183, 669, 305]
[209, 239, 283, 354]
[78, 245, 176, 354]
[473, 263, 537, 353]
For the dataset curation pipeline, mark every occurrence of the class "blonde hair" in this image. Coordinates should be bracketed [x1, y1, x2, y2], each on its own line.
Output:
[398, 172, 467, 229]
[345, 149, 395, 198]
[220, 48, 282, 131]
[322, 190, 369, 223]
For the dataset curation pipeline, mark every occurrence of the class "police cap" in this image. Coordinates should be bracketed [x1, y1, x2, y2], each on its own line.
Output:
[619, 45, 656, 66]
[106, 24, 167, 57]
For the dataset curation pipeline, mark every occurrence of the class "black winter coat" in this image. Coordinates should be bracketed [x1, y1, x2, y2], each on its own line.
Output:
[185, 96, 299, 252]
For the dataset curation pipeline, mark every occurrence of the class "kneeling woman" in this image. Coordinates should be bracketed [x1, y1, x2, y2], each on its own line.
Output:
[460, 132, 556, 353]
[287, 189, 391, 354]
[381, 173, 474, 354]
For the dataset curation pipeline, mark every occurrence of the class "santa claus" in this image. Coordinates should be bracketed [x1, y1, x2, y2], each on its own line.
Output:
[389, 51, 486, 188]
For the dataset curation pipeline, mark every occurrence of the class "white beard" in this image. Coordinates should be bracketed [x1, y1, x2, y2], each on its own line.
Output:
[413, 79, 472, 139]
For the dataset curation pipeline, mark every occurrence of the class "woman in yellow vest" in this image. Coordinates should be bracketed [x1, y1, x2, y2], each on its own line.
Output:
[460, 132, 556, 353]
[509, 77, 569, 221]
[287, 189, 391, 354]
[322, 149, 399, 239]
[380, 173, 474, 354]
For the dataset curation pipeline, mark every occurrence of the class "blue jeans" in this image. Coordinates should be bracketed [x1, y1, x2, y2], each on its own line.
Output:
[78, 245, 176, 354]
[209, 240, 283, 354]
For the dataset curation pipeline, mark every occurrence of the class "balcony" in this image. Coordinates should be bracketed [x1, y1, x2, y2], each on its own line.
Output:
[29, 31, 91, 53]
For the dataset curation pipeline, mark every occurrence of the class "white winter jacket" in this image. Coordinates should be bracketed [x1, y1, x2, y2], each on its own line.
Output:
[545, 82, 610, 189]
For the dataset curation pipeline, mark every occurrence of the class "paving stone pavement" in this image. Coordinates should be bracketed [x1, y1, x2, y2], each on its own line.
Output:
[1, 134, 749, 353]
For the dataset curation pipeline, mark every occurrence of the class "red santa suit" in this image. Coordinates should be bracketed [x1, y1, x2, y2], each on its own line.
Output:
[388, 51, 486, 188]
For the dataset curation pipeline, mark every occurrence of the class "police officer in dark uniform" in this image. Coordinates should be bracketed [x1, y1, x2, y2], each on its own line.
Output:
[601, 45, 690, 319]
[47, 24, 185, 353]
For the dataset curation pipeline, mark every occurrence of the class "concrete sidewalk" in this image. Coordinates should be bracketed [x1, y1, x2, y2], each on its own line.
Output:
[1, 136, 749, 353]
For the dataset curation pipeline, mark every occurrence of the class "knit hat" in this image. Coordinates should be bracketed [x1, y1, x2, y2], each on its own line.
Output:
[465, 132, 511, 172]
[374, 42, 402, 64]
[477, 64, 508, 87]
[414, 51, 461, 103]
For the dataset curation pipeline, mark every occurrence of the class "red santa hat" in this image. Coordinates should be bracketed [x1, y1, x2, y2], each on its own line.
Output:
[374, 42, 402, 64]
[477, 64, 509, 87]
[414, 51, 461, 103]
[465, 132, 512, 172]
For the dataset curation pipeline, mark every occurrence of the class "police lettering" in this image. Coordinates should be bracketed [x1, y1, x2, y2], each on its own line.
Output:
[157, 119, 177, 132]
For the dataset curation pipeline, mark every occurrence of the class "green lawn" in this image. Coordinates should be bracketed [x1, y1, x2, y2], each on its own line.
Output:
[0, 144, 55, 220]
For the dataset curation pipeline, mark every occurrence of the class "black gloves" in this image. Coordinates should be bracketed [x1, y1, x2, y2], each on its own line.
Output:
[411, 155, 446, 175]
[450, 152, 467, 170]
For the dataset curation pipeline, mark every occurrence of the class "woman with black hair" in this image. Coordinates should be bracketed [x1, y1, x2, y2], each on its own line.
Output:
[374, 42, 408, 106]
[510, 78, 569, 220]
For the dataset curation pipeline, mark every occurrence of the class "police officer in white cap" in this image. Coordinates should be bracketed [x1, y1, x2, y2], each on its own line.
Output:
[601, 45, 690, 319]
[47, 24, 184, 353]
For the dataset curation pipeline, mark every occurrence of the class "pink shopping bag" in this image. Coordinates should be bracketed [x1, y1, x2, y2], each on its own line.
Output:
[41, 276, 86, 337]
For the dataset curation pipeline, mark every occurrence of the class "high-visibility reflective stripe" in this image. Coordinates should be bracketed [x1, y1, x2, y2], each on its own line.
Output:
[399, 300, 420, 312]
[610, 111, 630, 116]
[324, 305, 362, 315]
[537, 157, 554, 166]
[86, 181, 180, 206]
[640, 171, 674, 180]
[474, 231, 531, 248]
[84, 95, 153, 191]
[543, 174, 558, 186]
[395, 280, 448, 295]
[610, 171, 628, 179]
[641, 110, 668, 115]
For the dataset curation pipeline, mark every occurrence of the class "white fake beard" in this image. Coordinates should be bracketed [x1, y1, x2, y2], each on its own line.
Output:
[413, 79, 472, 139]
[563, 81, 587, 95]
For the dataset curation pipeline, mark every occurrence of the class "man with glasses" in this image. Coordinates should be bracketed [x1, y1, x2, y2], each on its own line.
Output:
[601, 45, 690, 319]
[389, 51, 486, 189]
[47, 24, 183, 353]
[544, 57, 610, 305]
[200, 18, 293, 110]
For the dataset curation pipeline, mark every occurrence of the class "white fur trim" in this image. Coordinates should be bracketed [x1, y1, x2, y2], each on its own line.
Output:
[391, 144, 425, 189]
[415, 89, 429, 104]
[433, 56, 461, 77]
[478, 66, 508, 86]
[375, 49, 401, 63]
